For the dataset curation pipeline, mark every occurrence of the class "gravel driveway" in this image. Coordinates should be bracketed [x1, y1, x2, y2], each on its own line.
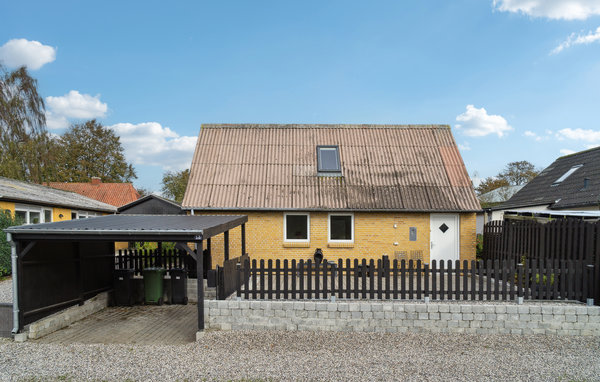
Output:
[1, 331, 599, 381]
[0, 277, 11, 303]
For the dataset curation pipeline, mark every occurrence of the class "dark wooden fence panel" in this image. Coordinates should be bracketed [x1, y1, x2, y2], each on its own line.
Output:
[217, 254, 249, 300]
[0, 303, 13, 338]
[115, 248, 199, 277]
[236, 257, 595, 303]
[483, 219, 600, 304]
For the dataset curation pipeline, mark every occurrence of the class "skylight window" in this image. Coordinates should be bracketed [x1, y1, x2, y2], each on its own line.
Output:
[552, 164, 583, 186]
[317, 146, 341, 174]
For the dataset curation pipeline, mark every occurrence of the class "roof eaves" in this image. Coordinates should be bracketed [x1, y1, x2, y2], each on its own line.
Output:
[0, 196, 117, 213]
[182, 206, 482, 213]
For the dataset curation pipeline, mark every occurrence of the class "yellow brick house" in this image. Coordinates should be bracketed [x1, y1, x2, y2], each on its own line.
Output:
[1, 176, 116, 224]
[182, 124, 481, 268]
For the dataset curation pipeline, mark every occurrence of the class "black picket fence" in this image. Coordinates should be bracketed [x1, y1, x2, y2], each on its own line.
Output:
[115, 248, 198, 278]
[235, 258, 596, 303]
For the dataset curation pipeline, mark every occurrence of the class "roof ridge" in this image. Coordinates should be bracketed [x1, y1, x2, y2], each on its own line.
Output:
[558, 145, 600, 159]
[200, 123, 450, 129]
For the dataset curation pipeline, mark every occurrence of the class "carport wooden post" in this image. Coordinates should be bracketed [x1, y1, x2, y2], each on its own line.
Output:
[241, 223, 246, 256]
[76, 242, 84, 306]
[224, 230, 229, 261]
[196, 240, 204, 331]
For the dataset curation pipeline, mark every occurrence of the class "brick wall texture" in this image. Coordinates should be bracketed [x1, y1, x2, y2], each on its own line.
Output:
[194, 211, 476, 268]
[205, 300, 600, 336]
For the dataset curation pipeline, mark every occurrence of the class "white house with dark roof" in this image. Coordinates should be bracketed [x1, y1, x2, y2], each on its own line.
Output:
[492, 146, 600, 221]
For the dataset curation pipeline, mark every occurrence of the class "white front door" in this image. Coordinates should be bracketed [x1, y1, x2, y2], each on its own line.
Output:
[430, 214, 460, 263]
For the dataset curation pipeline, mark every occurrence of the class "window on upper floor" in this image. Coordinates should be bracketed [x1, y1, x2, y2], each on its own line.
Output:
[284, 213, 310, 242]
[317, 146, 341, 175]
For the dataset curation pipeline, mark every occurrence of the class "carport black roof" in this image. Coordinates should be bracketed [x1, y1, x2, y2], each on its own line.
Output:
[5, 214, 247, 241]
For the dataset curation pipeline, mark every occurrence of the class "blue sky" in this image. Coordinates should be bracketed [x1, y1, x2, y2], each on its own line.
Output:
[2, 0, 600, 192]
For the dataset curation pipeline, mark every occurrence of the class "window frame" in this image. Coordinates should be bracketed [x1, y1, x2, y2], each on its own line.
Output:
[43, 208, 52, 223]
[328, 212, 354, 243]
[14, 204, 50, 225]
[316, 145, 342, 174]
[283, 212, 311, 243]
[77, 211, 101, 219]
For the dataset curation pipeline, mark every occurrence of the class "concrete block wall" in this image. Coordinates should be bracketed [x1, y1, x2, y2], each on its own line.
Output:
[204, 300, 600, 336]
[27, 292, 109, 339]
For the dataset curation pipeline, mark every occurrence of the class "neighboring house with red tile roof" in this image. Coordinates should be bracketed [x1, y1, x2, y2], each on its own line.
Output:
[44, 177, 141, 207]
[1, 176, 116, 225]
[182, 124, 480, 267]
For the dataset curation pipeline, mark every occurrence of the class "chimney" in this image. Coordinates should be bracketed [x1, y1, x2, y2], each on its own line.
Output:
[91, 177, 101, 185]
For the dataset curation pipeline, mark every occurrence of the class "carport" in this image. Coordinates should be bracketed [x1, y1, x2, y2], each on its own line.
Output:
[5, 214, 247, 336]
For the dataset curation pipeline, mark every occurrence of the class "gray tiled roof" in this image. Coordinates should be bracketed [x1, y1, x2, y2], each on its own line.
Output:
[479, 185, 523, 204]
[495, 146, 600, 210]
[183, 124, 481, 211]
[5, 214, 247, 240]
[0, 177, 117, 213]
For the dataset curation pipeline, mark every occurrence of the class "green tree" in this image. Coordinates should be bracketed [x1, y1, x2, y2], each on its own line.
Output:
[0, 210, 23, 276]
[497, 161, 539, 186]
[135, 186, 151, 197]
[0, 64, 52, 182]
[475, 177, 510, 196]
[55, 119, 136, 182]
[161, 169, 189, 203]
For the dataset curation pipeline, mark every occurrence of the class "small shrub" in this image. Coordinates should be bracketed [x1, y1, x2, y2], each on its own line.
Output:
[476, 234, 483, 260]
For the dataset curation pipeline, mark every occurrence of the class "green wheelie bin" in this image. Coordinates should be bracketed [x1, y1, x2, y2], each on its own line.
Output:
[143, 267, 166, 305]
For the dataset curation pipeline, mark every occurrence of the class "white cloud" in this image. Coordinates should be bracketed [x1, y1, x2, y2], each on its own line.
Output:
[494, 0, 600, 20]
[523, 130, 542, 141]
[458, 142, 471, 151]
[560, 148, 576, 155]
[551, 26, 600, 54]
[45, 111, 70, 130]
[46, 90, 107, 120]
[0, 38, 56, 70]
[455, 105, 513, 137]
[556, 128, 600, 142]
[108, 122, 197, 170]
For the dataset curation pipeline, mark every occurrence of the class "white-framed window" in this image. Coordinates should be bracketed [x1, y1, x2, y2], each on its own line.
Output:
[283, 212, 310, 242]
[43, 209, 52, 223]
[77, 211, 101, 219]
[328, 213, 354, 243]
[14, 205, 52, 225]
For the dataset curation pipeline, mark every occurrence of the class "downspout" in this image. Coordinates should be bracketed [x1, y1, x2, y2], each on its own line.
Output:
[7, 233, 19, 334]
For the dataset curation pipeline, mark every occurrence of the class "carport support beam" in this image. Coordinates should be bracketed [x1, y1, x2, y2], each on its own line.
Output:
[241, 223, 246, 256]
[196, 240, 204, 331]
[224, 230, 229, 261]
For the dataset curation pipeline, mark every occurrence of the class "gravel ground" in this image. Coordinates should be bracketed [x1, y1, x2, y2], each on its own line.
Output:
[1, 331, 599, 381]
[0, 277, 11, 303]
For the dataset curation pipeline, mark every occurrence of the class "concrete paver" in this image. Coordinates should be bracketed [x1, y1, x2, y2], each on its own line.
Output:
[35, 304, 197, 345]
